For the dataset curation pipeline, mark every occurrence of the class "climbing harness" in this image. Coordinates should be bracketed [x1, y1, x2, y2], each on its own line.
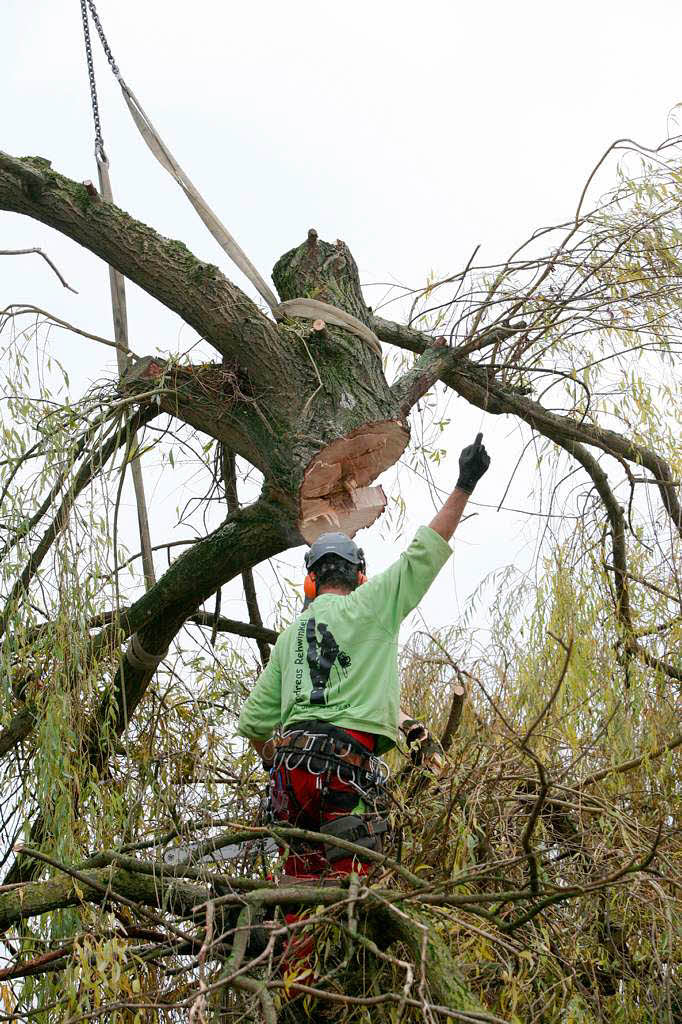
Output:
[77, 0, 383, 357]
[319, 813, 388, 863]
[265, 721, 390, 868]
[268, 721, 389, 787]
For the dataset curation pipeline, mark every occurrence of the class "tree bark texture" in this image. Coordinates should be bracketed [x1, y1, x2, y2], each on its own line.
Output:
[0, 153, 414, 540]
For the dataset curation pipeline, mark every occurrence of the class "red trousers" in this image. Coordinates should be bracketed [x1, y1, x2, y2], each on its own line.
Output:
[271, 728, 375, 979]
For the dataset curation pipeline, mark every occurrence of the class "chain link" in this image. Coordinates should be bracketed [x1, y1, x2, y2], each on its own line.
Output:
[79, 0, 121, 161]
[80, 0, 105, 159]
[85, 0, 120, 77]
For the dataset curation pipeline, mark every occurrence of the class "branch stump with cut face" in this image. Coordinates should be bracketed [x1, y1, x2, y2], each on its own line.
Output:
[120, 230, 410, 541]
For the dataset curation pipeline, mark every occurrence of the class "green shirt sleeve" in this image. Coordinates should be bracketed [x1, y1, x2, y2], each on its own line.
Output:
[237, 639, 283, 740]
[349, 525, 452, 633]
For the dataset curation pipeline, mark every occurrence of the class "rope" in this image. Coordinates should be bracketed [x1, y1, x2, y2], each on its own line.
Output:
[79, 0, 383, 358]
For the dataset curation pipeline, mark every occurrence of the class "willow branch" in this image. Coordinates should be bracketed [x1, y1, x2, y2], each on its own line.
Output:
[0, 250, 77, 292]
[374, 315, 682, 537]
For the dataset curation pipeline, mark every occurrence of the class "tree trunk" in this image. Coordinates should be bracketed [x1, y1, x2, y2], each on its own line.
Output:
[119, 228, 412, 540]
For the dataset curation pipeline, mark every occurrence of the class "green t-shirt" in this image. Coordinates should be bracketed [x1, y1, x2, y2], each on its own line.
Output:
[237, 526, 452, 753]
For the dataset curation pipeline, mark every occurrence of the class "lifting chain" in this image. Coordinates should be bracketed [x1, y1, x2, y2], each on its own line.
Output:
[79, 0, 120, 161]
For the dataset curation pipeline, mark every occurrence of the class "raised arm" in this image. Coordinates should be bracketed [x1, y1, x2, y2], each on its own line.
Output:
[428, 433, 490, 541]
[401, 433, 491, 768]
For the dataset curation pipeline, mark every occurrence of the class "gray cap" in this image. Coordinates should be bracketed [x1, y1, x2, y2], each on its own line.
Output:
[305, 532, 364, 571]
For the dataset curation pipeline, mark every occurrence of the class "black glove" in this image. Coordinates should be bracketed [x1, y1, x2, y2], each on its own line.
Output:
[410, 734, 442, 768]
[456, 432, 490, 494]
[401, 719, 442, 770]
[401, 718, 429, 747]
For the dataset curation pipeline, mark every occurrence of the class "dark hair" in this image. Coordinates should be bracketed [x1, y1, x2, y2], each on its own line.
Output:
[313, 554, 358, 592]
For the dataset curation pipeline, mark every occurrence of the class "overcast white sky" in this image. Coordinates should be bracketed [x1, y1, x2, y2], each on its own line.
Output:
[2, 0, 681, 642]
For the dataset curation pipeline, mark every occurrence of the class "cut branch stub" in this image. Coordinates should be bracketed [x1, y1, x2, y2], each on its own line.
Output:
[120, 354, 410, 539]
[123, 236, 414, 541]
[120, 357, 269, 472]
[272, 229, 372, 328]
[120, 234, 414, 540]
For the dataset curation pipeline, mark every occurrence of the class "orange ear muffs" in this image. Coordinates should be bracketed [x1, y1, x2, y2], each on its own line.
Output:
[303, 572, 317, 599]
[357, 571, 368, 586]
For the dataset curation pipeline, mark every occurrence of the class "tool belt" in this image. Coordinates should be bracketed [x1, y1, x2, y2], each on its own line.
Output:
[264, 720, 389, 789]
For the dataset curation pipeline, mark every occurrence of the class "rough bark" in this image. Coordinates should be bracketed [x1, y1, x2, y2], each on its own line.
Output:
[0, 867, 209, 933]
[0, 154, 283, 382]
[272, 229, 372, 328]
[367, 904, 486, 1014]
[0, 703, 35, 757]
[0, 154, 418, 540]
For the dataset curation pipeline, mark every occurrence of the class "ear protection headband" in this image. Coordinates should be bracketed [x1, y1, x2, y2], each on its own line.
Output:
[304, 550, 367, 600]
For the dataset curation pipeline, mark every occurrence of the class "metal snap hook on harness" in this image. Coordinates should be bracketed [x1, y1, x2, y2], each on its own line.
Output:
[285, 750, 305, 771]
[369, 756, 390, 784]
[304, 732, 327, 752]
[336, 762, 356, 787]
[273, 727, 391, 797]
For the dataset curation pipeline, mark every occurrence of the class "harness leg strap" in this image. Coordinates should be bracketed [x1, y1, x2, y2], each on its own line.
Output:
[319, 814, 389, 862]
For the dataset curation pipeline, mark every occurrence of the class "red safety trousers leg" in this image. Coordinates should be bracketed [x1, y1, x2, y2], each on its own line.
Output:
[271, 728, 376, 989]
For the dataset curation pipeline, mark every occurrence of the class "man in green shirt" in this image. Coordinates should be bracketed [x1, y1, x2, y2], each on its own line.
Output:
[238, 433, 490, 878]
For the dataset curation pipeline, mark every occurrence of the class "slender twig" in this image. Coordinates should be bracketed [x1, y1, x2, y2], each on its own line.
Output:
[0, 249, 78, 292]
[2, 304, 129, 353]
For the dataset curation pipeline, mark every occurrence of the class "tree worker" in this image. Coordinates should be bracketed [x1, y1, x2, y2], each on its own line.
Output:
[237, 433, 490, 882]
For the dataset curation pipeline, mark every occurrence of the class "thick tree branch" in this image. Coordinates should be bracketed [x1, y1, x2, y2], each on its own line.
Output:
[0, 151, 290, 382]
[0, 704, 35, 757]
[13, 609, 278, 654]
[0, 866, 207, 933]
[5, 495, 295, 884]
[93, 495, 294, 752]
[121, 358, 272, 473]
[107, 494, 296, 643]
[389, 338, 450, 417]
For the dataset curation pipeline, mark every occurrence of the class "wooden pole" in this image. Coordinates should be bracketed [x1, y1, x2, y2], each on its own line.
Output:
[97, 155, 156, 590]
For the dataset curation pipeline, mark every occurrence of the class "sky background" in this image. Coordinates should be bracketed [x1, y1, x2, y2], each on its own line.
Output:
[2, 0, 681, 648]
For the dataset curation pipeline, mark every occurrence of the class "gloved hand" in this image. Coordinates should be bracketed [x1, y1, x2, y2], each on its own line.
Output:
[401, 719, 443, 772]
[401, 718, 429, 747]
[456, 432, 490, 494]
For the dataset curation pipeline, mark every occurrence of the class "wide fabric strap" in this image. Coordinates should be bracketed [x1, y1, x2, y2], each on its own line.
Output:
[280, 720, 375, 755]
[118, 80, 383, 358]
[119, 79, 280, 310]
[279, 735, 363, 771]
